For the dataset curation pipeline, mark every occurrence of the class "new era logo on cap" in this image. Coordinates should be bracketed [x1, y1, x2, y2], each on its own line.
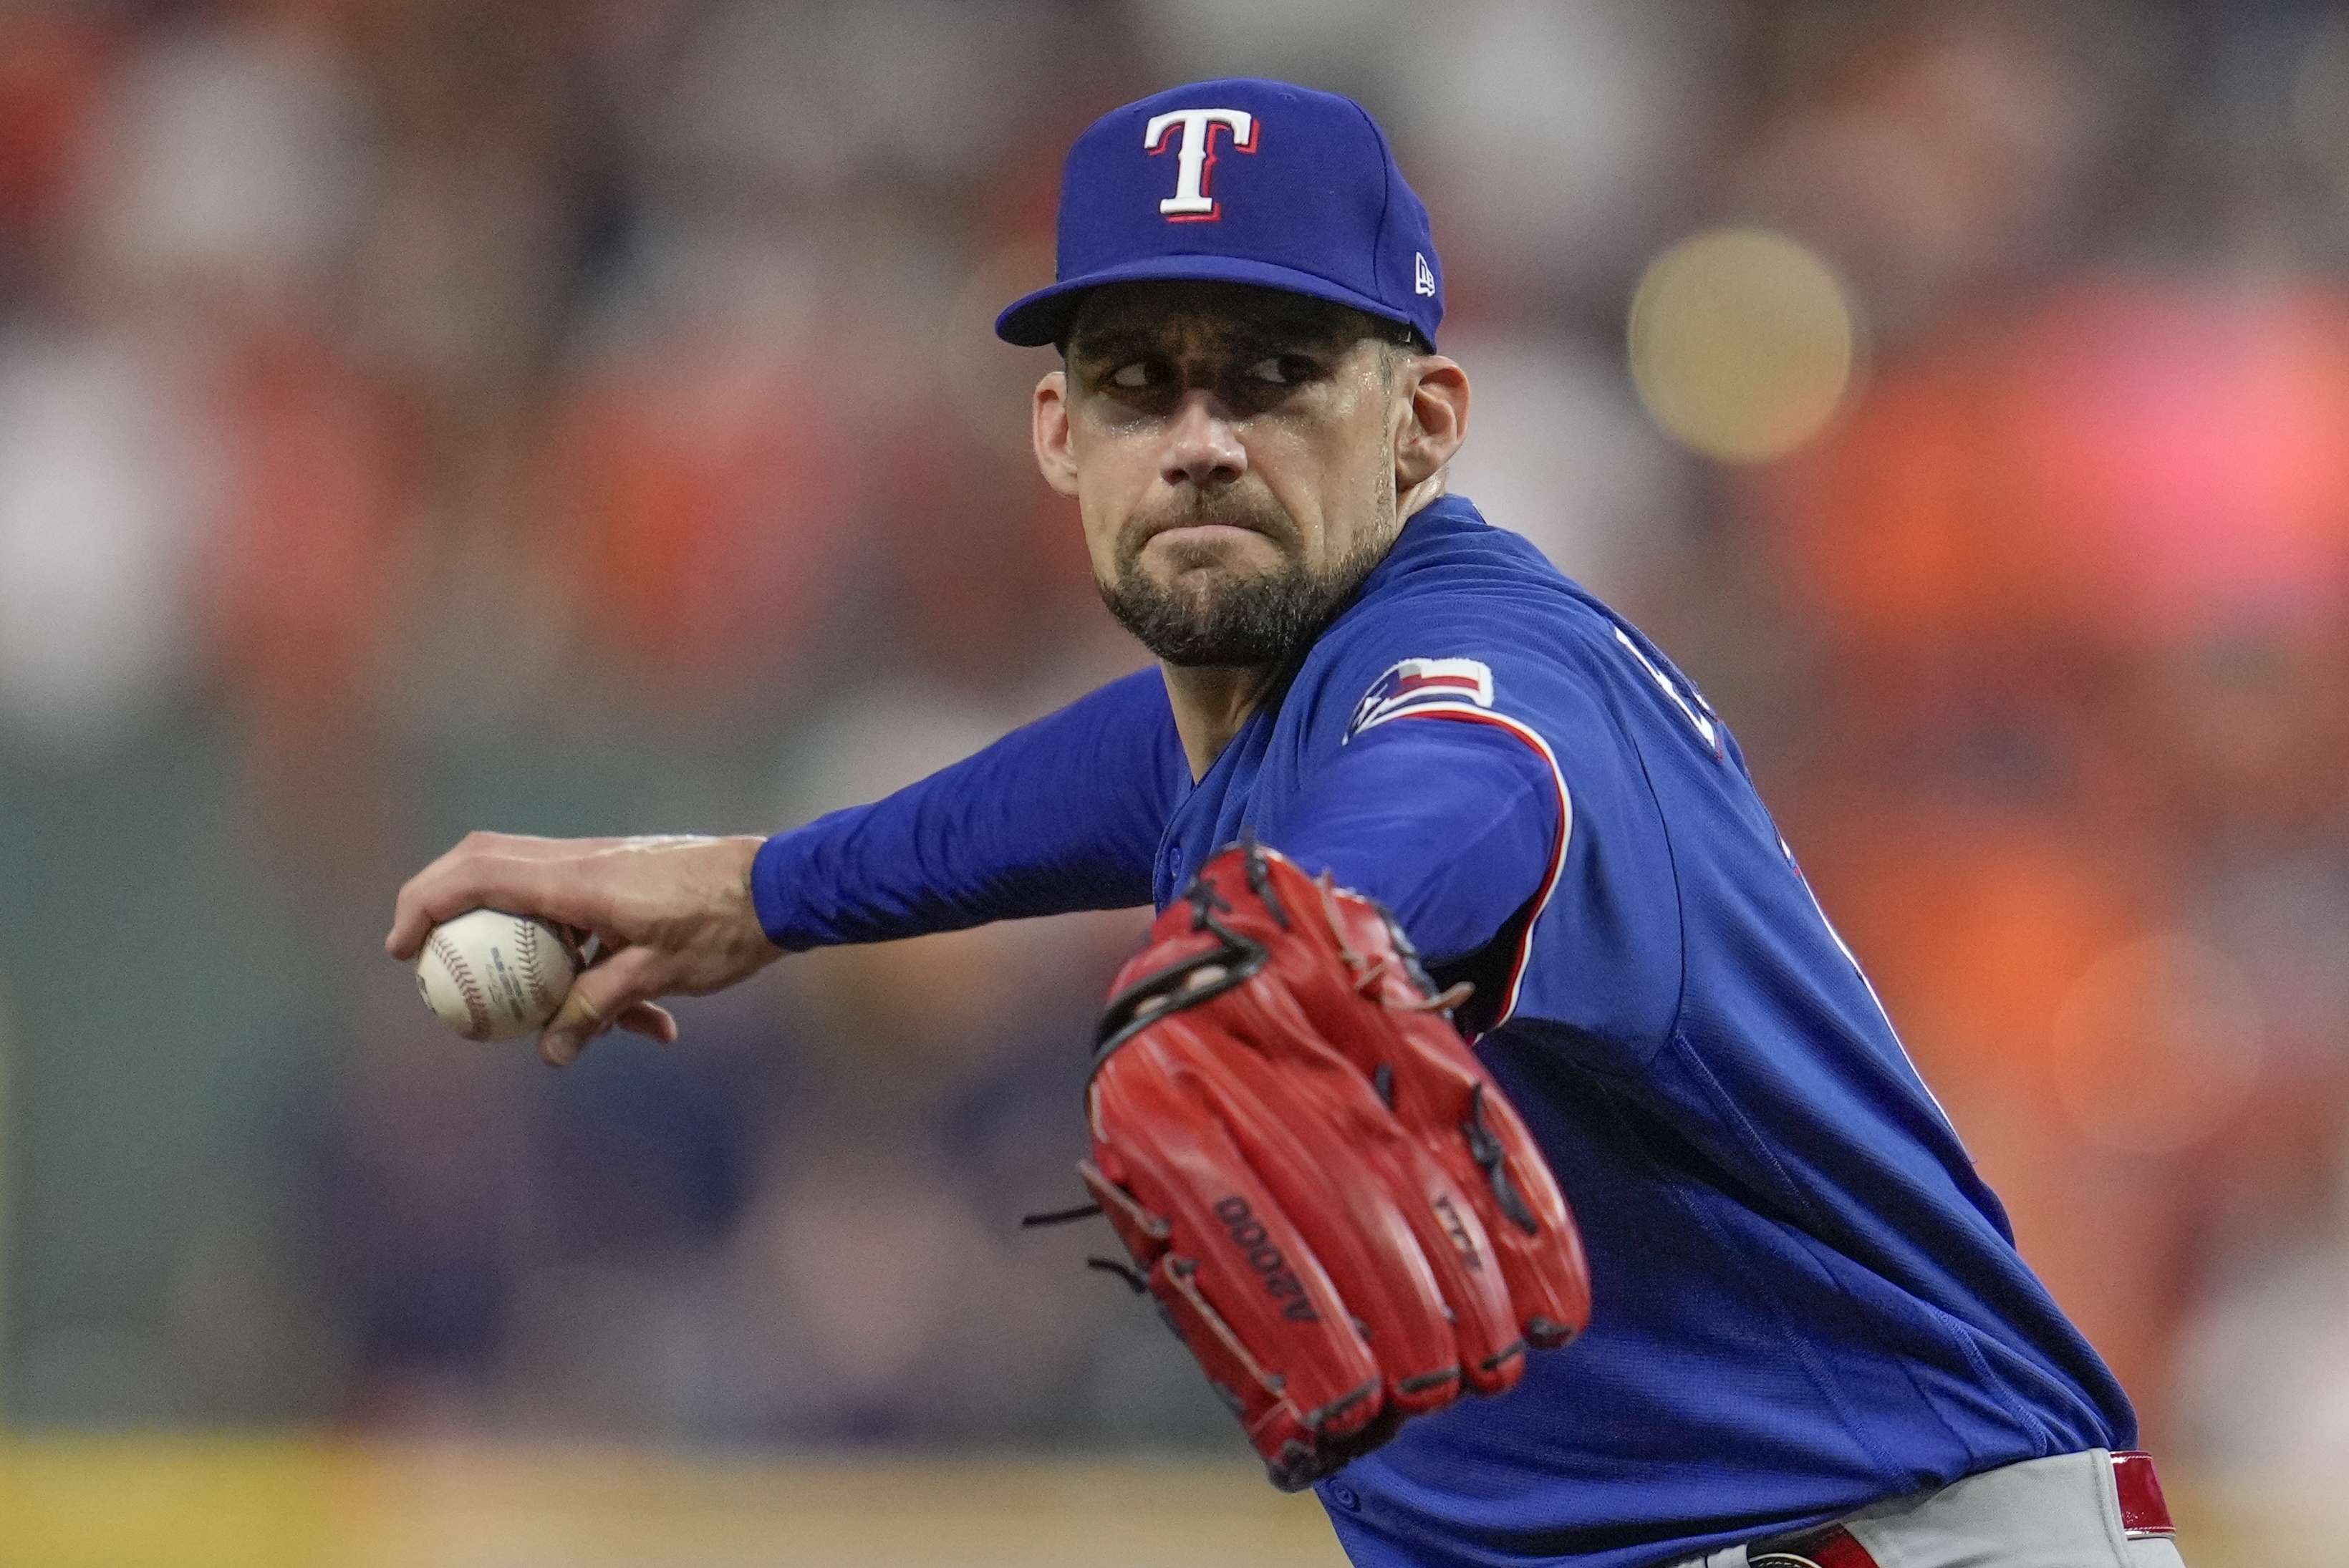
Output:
[995, 79, 1444, 349]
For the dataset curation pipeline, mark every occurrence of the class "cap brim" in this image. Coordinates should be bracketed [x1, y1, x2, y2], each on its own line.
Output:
[995, 253, 1414, 347]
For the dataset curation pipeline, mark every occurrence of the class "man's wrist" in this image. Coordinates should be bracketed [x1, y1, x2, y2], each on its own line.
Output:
[722, 834, 781, 952]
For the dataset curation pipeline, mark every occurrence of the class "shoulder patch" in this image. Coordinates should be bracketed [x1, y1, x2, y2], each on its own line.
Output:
[1346, 657, 1495, 740]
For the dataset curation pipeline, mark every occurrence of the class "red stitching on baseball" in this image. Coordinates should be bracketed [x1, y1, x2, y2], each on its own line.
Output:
[430, 930, 492, 1039]
[516, 920, 546, 1007]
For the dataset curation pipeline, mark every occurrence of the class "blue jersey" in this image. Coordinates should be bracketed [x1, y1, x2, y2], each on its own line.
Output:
[751, 495, 2133, 1568]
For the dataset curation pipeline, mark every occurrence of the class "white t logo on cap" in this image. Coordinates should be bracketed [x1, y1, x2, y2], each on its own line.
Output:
[1144, 107, 1258, 221]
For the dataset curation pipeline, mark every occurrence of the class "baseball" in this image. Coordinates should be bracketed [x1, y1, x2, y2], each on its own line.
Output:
[414, 909, 582, 1041]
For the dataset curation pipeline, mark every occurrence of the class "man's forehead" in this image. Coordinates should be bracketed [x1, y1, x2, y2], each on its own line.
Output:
[1066, 281, 1378, 355]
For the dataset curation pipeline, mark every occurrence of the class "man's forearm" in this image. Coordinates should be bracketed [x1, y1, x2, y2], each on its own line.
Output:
[752, 667, 1185, 948]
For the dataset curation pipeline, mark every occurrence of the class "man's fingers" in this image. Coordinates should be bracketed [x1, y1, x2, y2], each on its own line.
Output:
[538, 943, 667, 1067]
[540, 982, 602, 1067]
[538, 997, 677, 1067]
[615, 1002, 680, 1045]
[387, 833, 625, 959]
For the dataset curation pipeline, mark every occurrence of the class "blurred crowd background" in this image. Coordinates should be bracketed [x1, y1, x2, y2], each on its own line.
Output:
[2, 0, 2347, 1495]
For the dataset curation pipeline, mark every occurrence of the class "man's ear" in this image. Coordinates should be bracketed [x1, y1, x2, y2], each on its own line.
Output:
[1394, 357, 1469, 492]
[1033, 369, 1080, 498]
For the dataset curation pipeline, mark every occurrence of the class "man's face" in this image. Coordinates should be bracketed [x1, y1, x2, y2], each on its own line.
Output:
[1031, 282, 1421, 667]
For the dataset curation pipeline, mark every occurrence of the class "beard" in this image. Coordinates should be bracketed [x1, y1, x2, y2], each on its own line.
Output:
[1098, 496, 1389, 668]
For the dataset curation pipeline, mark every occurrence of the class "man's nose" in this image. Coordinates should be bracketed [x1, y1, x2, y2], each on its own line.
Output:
[1162, 389, 1248, 490]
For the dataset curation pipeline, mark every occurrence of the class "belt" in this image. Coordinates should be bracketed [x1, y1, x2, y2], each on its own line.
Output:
[1746, 1451, 2174, 1567]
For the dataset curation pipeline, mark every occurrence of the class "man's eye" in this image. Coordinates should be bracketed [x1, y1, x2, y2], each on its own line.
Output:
[1110, 362, 1154, 389]
[1245, 355, 1316, 385]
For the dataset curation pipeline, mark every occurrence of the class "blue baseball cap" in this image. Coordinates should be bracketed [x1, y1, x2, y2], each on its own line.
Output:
[995, 79, 1444, 350]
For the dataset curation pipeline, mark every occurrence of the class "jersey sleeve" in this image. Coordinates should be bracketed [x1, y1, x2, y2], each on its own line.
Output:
[751, 668, 1185, 949]
[1261, 717, 1561, 966]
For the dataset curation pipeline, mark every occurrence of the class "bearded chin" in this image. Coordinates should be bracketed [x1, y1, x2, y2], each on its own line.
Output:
[1100, 548, 1380, 667]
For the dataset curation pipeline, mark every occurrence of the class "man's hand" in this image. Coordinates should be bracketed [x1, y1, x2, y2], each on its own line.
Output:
[387, 833, 782, 1066]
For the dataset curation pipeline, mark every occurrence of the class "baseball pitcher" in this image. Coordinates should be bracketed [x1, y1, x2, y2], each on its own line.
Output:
[389, 79, 2184, 1568]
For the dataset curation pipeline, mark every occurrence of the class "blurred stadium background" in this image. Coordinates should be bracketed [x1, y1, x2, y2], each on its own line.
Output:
[1, 0, 2345, 1562]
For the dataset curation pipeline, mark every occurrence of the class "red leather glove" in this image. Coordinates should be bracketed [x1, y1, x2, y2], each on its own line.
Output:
[1082, 841, 1591, 1490]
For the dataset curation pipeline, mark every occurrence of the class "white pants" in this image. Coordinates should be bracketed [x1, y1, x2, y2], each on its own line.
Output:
[1674, 1450, 2190, 1567]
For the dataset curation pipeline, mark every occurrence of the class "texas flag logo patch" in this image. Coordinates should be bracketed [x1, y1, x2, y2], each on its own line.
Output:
[1346, 658, 1495, 740]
